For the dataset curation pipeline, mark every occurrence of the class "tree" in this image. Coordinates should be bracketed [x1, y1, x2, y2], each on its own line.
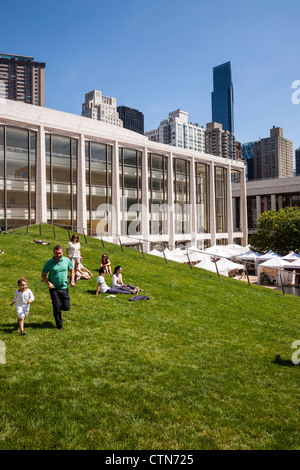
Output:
[249, 206, 300, 255]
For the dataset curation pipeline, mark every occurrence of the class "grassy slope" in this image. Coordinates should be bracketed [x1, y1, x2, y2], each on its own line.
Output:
[0, 225, 299, 450]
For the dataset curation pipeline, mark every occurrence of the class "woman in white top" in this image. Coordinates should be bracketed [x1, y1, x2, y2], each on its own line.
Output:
[112, 266, 137, 290]
[67, 233, 81, 280]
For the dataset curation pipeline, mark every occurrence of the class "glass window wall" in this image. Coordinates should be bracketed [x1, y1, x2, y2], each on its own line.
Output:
[119, 148, 142, 236]
[173, 158, 190, 234]
[195, 162, 210, 233]
[86, 141, 112, 236]
[148, 153, 168, 235]
[214, 166, 227, 233]
[0, 125, 36, 230]
[46, 134, 77, 230]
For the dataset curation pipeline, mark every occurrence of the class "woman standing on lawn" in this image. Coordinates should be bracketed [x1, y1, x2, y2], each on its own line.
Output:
[67, 234, 81, 280]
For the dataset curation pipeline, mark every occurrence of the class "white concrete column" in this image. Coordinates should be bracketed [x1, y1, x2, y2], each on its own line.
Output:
[141, 146, 149, 253]
[190, 157, 197, 246]
[168, 152, 175, 249]
[77, 133, 87, 234]
[240, 168, 248, 245]
[232, 197, 237, 231]
[111, 141, 120, 244]
[35, 125, 47, 223]
[227, 165, 233, 243]
[271, 194, 276, 211]
[256, 195, 261, 220]
[209, 162, 216, 246]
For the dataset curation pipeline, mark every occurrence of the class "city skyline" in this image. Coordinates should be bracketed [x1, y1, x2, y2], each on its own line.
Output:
[0, 0, 300, 162]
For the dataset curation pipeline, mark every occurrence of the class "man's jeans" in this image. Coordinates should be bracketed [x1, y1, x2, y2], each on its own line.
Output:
[49, 288, 70, 329]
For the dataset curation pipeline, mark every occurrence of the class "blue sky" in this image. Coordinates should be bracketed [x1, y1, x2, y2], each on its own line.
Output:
[1, 0, 300, 157]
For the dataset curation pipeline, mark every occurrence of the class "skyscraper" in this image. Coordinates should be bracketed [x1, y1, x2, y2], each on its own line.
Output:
[0, 53, 45, 106]
[117, 106, 144, 134]
[211, 61, 234, 133]
[253, 126, 293, 179]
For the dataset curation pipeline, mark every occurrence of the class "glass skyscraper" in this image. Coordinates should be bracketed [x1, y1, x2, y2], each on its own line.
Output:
[211, 61, 234, 133]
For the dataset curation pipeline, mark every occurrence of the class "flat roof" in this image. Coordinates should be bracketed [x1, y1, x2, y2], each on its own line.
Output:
[0, 53, 34, 61]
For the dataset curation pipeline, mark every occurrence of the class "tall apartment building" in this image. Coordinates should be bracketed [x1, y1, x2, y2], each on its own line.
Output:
[145, 109, 205, 152]
[0, 53, 45, 106]
[253, 126, 293, 179]
[295, 147, 300, 176]
[117, 105, 144, 134]
[211, 61, 234, 133]
[82, 90, 123, 127]
[205, 122, 239, 160]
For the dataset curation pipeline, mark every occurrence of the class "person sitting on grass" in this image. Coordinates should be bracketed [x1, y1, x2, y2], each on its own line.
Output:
[100, 253, 112, 274]
[96, 267, 140, 295]
[76, 256, 94, 280]
[10, 277, 35, 336]
[112, 265, 145, 291]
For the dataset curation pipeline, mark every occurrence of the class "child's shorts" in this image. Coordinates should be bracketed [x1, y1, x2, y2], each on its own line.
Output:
[17, 306, 29, 319]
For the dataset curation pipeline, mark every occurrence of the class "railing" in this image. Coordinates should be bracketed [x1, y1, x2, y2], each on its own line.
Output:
[2, 219, 298, 297]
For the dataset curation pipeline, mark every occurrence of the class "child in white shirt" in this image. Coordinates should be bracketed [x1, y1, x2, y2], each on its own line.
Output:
[10, 278, 34, 336]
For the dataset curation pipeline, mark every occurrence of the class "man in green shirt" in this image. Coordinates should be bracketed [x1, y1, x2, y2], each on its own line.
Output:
[42, 245, 75, 329]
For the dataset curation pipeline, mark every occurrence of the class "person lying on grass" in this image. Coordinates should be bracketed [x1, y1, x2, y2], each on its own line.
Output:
[96, 267, 140, 295]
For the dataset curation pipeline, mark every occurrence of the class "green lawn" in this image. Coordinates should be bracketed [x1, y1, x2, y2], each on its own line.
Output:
[0, 224, 299, 450]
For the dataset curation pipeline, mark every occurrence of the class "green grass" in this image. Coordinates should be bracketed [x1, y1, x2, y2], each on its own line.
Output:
[0, 224, 299, 450]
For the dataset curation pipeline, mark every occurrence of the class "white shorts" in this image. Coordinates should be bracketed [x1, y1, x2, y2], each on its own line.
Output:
[70, 255, 80, 265]
[17, 306, 29, 319]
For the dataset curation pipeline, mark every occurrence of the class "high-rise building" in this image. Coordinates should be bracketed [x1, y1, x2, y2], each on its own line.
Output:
[211, 61, 234, 133]
[205, 122, 240, 160]
[295, 148, 300, 176]
[253, 126, 293, 179]
[0, 53, 45, 106]
[242, 141, 257, 181]
[145, 109, 205, 152]
[82, 90, 123, 127]
[117, 105, 144, 134]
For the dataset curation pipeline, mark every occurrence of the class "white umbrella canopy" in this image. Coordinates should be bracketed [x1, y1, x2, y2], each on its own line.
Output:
[226, 243, 250, 256]
[259, 256, 286, 268]
[194, 256, 229, 276]
[204, 245, 232, 259]
[285, 259, 300, 269]
[282, 251, 300, 262]
[148, 249, 164, 258]
[217, 258, 245, 271]
[163, 248, 189, 263]
[184, 246, 207, 262]
[258, 250, 282, 261]
[236, 250, 262, 261]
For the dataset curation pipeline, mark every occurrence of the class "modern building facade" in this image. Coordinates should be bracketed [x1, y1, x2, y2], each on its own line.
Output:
[117, 105, 144, 134]
[295, 147, 300, 176]
[242, 141, 256, 181]
[0, 99, 247, 250]
[145, 110, 205, 153]
[0, 53, 45, 106]
[232, 175, 300, 234]
[211, 61, 234, 133]
[82, 90, 123, 127]
[205, 122, 240, 161]
[253, 126, 293, 180]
